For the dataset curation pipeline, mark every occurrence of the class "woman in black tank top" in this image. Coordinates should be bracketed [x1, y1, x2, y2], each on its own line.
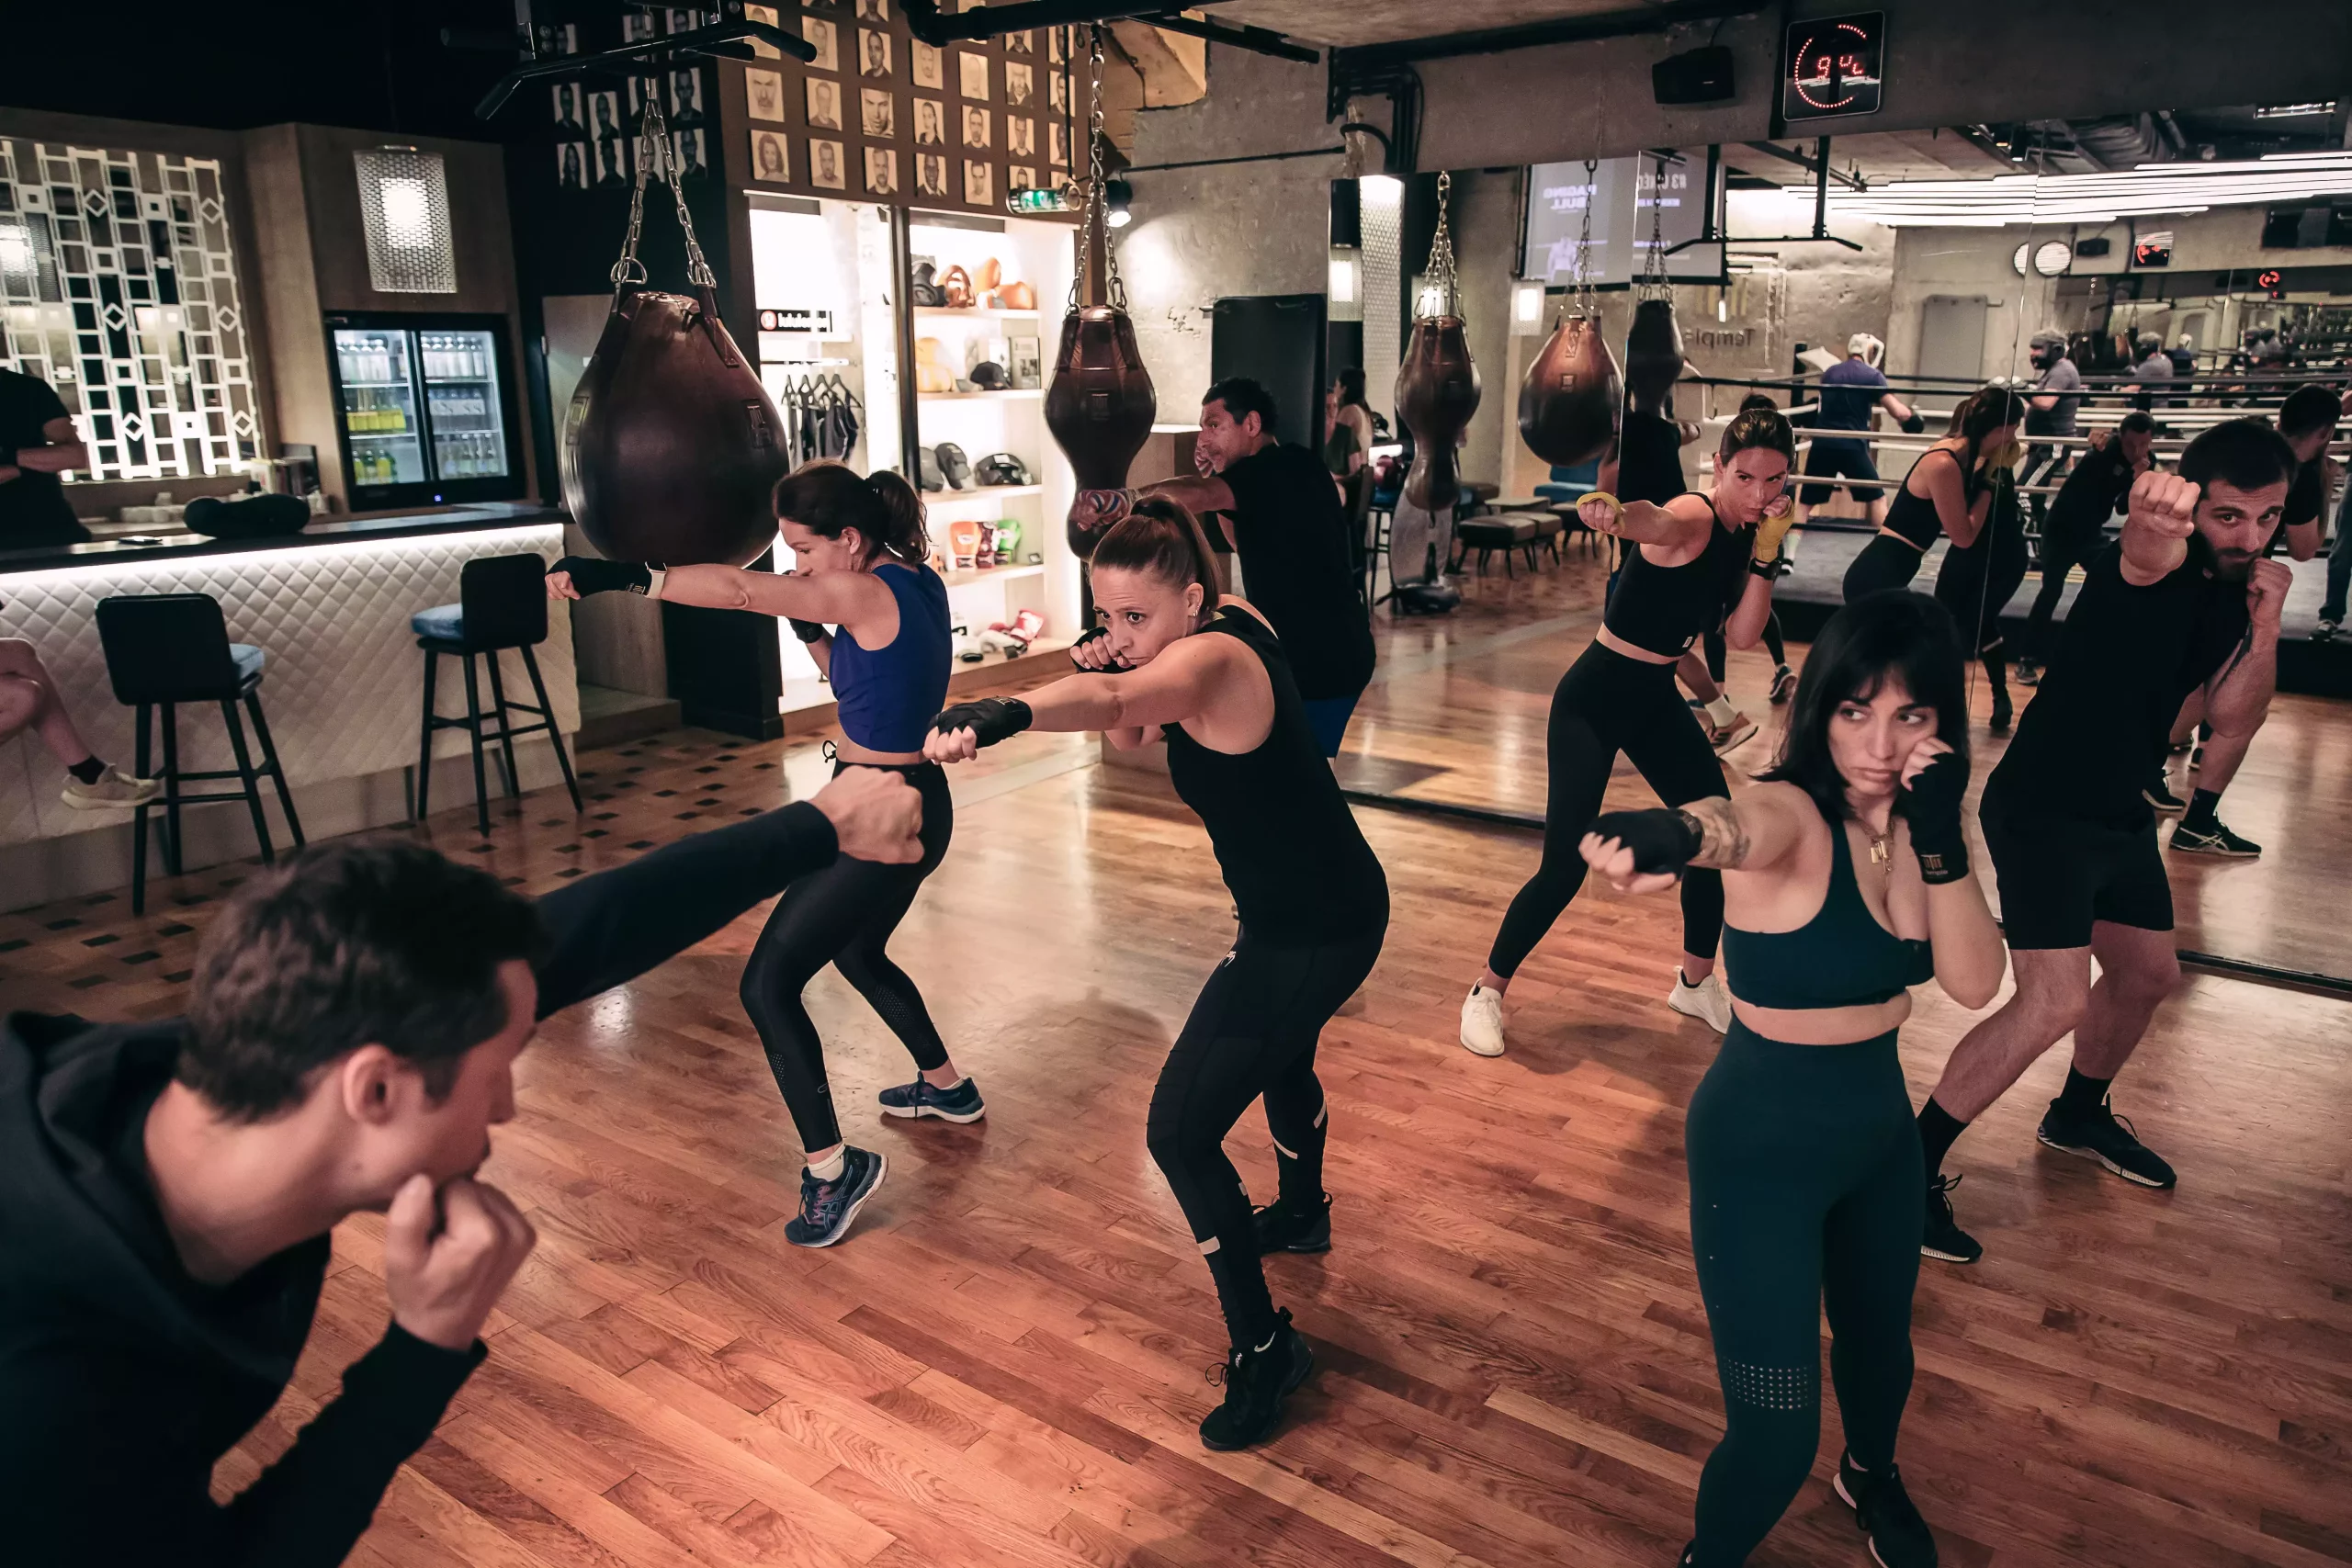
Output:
[924, 499, 1385, 1456]
[1460, 408, 1797, 1060]
[1843, 387, 2025, 603]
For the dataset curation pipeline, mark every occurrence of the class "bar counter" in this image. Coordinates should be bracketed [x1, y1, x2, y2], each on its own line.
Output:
[0, 502, 579, 908]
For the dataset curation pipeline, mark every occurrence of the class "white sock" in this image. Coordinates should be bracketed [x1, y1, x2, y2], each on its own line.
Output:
[807, 1147, 847, 1181]
[1704, 696, 1736, 728]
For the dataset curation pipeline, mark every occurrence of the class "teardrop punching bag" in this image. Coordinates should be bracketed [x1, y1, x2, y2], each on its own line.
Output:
[562, 287, 787, 567]
[561, 101, 786, 569]
[1395, 316, 1482, 511]
[1519, 311, 1623, 468]
[1624, 298, 1686, 416]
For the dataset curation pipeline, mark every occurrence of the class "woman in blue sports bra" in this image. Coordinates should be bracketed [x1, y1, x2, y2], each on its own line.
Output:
[1577, 592, 2007, 1568]
[548, 460, 969, 1250]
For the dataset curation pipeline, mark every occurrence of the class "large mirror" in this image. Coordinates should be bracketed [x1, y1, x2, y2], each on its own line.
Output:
[1323, 100, 2351, 985]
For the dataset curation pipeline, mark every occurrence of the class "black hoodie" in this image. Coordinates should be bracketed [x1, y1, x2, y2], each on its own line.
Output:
[0, 1011, 481, 1567]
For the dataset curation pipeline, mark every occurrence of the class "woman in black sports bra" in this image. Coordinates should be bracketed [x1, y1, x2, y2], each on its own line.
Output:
[925, 498, 1386, 1456]
[1577, 592, 2007, 1568]
[1461, 407, 1797, 1059]
[1842, 387, 2026, 603]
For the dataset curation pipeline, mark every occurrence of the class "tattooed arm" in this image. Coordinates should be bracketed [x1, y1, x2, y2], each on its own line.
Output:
[1579, 784, 1812, 896]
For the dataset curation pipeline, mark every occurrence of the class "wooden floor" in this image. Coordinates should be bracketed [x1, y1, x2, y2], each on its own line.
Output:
[2, 554, 2349, 1568]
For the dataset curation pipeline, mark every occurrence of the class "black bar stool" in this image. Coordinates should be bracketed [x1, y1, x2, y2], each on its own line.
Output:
[412, 553, 582, 836]
[95, 592, 304, 915]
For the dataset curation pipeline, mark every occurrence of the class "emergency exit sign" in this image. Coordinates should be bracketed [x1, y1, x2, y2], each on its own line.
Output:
[1782, 12, 1886, 121]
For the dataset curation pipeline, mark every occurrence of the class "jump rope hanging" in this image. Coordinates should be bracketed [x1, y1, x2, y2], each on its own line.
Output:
[1519, 158, 1623, 468]
[1046, 25, 1157, 553]
[1394, 171, 1482, 513]
[561, 81, 788, 567]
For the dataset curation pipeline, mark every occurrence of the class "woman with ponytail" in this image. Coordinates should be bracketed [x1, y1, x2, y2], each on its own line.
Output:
[1841, 386, 2026, 604]
[923, 497, 1388, 1454]
[548, 459, 970, 1248]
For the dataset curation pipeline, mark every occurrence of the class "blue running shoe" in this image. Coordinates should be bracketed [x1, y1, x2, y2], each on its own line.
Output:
[876, 1075, 986, 1122]
[785, 1145, 887, 1247]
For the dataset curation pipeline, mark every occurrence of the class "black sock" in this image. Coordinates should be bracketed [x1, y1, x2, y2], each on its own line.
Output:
[2057, 1066, 2111, 1116]
[1917, 1098, 1968, 1175]
[1982, 644, 2007, 698]
[66, 757, 106, 785]
[2182, 788, 2222, 832]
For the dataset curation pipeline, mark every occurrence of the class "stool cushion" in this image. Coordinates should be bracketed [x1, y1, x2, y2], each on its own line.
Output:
[411, 603, 465, 641]
[1504, 511, 1565, 538]
[1461, 480, 1501, 502]
[230, 643, 266, 682]
[1456, 517, 1540, 547]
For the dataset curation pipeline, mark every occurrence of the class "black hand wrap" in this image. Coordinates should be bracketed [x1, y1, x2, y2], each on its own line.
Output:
[788, 618, 829, 644]
[1896, 750, 1971, 884]
[1067, 626, 1127, 671]
[1900, 412, 1927, 434]
[549, 555, 651, 596]
[932, 697, 1033, 748]
[1589, 807, 1702, 878]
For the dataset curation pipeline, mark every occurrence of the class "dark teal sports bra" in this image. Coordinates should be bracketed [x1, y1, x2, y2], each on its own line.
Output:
[1722, 816, 1934, 1010]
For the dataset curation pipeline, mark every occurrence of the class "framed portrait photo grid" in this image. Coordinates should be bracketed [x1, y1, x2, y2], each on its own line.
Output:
[726, 5, 1087, 216]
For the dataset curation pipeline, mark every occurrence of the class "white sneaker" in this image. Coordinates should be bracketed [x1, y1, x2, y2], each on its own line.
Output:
[61, 768, 163, 810]
[1460, 983, 1507, 1057]
[1666, 971, 1732, 1034]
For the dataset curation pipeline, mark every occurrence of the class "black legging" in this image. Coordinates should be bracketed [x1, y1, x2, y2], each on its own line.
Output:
[1702, 611, 1786, 682]
[1489, 643, 1728, 977]
[1148, 926, 1384, 1348]
[1841, 533, 1928, 602]
[741, 760, 954, 1151]
[1934, 510, 2029, 658]
[2022, 525, 2099, 668]
[1688, 1024, 1921, 1564]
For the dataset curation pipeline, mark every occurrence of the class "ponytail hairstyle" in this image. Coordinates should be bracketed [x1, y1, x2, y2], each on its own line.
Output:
[772, 459, 929, 564]
[1944, 386, 2028, 451]
[1718, 403, 1796, 466]
[1089, 496, 1221, 617]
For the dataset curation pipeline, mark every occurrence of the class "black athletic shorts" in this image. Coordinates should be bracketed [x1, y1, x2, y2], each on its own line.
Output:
[1981, 801, 2173, 950]
[1799, 439, 1882, 506]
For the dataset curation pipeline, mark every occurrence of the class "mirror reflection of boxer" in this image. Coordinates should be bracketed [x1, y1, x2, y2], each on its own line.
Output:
[1795, 333, 1920, 532]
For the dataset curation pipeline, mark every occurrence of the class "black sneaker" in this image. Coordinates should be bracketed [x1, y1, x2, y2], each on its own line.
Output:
[2188, 743, 2204, 773]
[1835, 1451, 1939, 1568]
[1920, 1174, 1982, 1264]
[1251, 1194, 1332, 1255]
[2037, 1097, 2177, 1188]
[876, 1074, 986, 1122]
[2314, 617, 2341, 642]
[784, 1145, 888, 1247]
[1769, 663, 1797, 704]
[2169, 820, 2260, 857]
[2012, 660, 2041, 687]
[1988, 687, 2012, 735]
[2143, 780, 2187, 815]
[1198, 1309, 1314, 1450]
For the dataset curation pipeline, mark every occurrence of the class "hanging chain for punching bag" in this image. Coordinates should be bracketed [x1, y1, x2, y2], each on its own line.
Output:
[1396, 171, 1481, 512]
[1048, 22, 1156, 546]
[561, 69, 787, 568]
[1625, 150, 1687, 416]
[1519, 156, 1623, 468]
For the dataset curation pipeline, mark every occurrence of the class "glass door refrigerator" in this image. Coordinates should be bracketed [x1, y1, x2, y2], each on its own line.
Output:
[324, 312, 525, 510]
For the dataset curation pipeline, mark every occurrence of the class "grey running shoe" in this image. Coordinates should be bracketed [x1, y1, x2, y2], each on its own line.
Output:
[876, 1075, 985, 1122]
[785, 1145, 888, 1247]
[61, 768, 162, 810]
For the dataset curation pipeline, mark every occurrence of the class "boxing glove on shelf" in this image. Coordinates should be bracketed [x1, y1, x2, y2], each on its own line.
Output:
[932, 697, 1032, 747]
[1589, 807, 1702, 878]
[549, 556, 653, 595]
[1897, 750, 1971, 884]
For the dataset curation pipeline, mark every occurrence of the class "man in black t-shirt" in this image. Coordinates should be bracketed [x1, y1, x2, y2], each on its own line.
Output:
[0, 362, 93, 548]
[0, 773, 921, 1567]
[2017, 412, 2152, 681]
[1069, 378, 1378, 756]
[1911, 420, 2294, 1267]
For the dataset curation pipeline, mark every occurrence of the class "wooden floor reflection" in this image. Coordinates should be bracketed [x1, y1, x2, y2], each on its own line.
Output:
[0, 557, 2345, 1567]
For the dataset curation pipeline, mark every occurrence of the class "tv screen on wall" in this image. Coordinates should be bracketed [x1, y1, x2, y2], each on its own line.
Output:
[1521, 150, 1726, 288]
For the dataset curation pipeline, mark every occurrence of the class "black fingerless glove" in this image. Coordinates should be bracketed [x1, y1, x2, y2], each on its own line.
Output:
[1067, 626, 1127, 671]
[932, 697, 1032, 747]
[1589, 807, 1702, 878]
[1900, 412, 1927, 434]
[549, 555, 652, 595]
[788, 618, 829, 644]
[1896, 750, 1971, 884]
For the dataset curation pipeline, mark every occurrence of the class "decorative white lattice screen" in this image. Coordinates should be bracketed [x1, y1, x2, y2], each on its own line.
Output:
[0, 141, 261, 481]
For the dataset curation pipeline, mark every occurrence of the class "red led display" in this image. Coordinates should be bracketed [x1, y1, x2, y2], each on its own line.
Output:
[1781, 13, 1885, 121]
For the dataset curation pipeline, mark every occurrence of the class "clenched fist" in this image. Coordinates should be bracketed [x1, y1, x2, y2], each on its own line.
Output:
[809, 766, 924, 863]
[384, 1175, 537, 1352]
[1577, 491, 1625, 536]
[2124, 469, 2199, 542]
[2246, 557, 2292, 629]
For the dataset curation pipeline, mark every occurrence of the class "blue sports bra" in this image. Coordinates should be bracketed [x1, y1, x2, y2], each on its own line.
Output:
[1721, 815, 1934, 1010]
[827, 561, 952, 751]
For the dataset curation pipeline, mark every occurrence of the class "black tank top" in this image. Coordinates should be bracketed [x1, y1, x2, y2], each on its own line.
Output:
[1721, 816, 1932, 1009]
[1883, 446, 1973, 549]
[1162, 607, 1390, 944]
[1600, 500, 1756, 658]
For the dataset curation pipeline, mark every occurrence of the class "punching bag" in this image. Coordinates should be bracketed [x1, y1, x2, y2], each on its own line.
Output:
[1395, 315, 1482, 512]
[562, 287, 787, 569]
[1624, 298, 1686, 416]
[1519, 310, 1623, 468]
[1046, 303, 1157, 552]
